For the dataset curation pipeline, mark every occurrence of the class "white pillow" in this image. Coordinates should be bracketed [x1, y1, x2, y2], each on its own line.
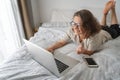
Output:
[50, 7, 111, 24]
[40, 22, 71, 32]
[41, 22, 70, 28]
[51, 9, 77, 22]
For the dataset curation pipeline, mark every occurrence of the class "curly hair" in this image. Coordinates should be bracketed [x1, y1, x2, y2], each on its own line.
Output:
[73, 9, 101, 38]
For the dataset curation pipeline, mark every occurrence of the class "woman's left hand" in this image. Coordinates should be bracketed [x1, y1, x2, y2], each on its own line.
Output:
[76, 45, 94, 55]
[76, 45, 85, 54]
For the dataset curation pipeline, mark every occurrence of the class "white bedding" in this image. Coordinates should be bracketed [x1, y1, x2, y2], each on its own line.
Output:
[0, 23, 120, 80]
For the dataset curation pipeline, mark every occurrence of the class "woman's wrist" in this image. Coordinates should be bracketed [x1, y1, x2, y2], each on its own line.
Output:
[46, 47, 54, 53]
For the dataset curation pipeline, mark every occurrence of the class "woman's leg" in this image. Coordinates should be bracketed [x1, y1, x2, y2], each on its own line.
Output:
[101, 13, 107, 26]
[111, 1, 118, 24]
[101, 1, 113, 26]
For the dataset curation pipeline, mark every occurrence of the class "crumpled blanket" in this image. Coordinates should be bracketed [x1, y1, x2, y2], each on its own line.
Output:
[0, 26, 120, 80]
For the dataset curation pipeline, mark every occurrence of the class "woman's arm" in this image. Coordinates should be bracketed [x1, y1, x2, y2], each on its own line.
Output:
[46, 40, 68, 53]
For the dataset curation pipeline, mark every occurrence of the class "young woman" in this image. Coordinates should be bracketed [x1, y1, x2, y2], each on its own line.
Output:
[46, 0, 120, 55]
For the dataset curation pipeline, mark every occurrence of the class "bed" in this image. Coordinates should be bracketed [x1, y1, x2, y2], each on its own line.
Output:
[0, 8, 120, 80]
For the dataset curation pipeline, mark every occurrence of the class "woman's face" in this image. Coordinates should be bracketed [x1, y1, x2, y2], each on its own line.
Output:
[71, 16, 84, 35]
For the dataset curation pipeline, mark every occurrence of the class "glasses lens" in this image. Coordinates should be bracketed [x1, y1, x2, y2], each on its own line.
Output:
[70, 21, 80, 27]
[70, 21, 74, 26]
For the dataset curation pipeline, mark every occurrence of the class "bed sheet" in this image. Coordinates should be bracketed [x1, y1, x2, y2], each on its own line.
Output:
[0, 45, 57, 80]
[28, 26, 120, 80]
[60, 38, 120, 80]
[0, 25, 70, 80]
[31, 26, 120, 80]
[0, 24, 120, 80]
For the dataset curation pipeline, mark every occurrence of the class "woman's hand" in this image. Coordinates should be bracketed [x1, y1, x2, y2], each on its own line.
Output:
[76, 45, 85, 54]
[46, 48, 54, 54]
[76, 45, 94, 55]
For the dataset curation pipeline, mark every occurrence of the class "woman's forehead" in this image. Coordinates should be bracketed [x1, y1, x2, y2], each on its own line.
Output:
[73, 16, 82, 23]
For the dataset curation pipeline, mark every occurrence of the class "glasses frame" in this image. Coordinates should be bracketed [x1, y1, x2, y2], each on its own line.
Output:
[70, 21, 81, 28]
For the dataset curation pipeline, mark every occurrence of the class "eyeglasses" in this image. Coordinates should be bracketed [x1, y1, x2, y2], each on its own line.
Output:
[70, 21, 81, 27]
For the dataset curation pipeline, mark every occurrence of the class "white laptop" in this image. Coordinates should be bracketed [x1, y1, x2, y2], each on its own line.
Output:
[23, 39, 79, 77]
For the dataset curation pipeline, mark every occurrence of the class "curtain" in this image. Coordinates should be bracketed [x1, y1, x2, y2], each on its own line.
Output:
[18, 0, 34, 40]
[0, 0, 25, 63]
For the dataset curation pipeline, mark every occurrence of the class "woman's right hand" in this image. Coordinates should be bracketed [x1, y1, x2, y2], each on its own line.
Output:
[46, 48, 54, 54]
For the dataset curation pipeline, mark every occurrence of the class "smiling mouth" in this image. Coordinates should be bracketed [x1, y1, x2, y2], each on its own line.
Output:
[74, 31, 83, 35]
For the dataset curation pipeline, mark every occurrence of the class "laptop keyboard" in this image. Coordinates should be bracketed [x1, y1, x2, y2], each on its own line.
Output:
[55, 59, 69, 73]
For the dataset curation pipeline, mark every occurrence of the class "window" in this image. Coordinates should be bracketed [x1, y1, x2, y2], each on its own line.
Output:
[0, 0, 25, 63]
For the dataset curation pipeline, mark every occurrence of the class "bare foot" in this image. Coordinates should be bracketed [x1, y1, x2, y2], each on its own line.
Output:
[111, 0, 116, 8]
[103, 1, 113, 15]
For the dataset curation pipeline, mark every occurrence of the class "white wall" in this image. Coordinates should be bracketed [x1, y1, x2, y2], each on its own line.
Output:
[30, 0, 120, 26]
[38, 0, 105, 22]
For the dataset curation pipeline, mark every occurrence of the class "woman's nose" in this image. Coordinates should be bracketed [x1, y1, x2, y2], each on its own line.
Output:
[73, 25, 78, 29]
